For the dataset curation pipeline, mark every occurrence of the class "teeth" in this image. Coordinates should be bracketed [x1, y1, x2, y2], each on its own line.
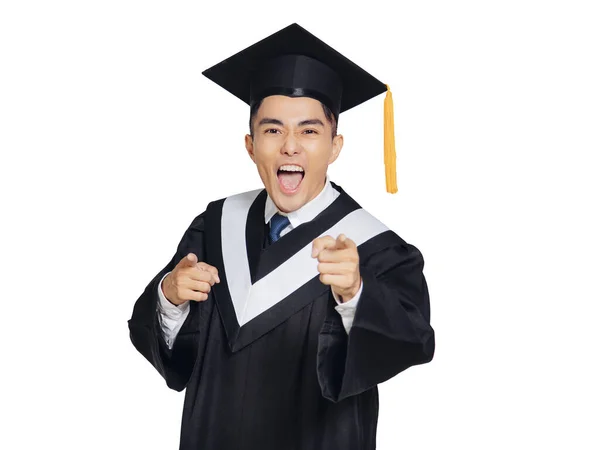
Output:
[279, 164, 304, 172]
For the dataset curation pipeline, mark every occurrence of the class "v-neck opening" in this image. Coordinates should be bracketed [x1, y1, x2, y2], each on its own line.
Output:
[250, 183, 360, 284]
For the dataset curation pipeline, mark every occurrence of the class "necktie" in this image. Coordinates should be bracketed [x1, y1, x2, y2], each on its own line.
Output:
[268, 213, 290, 244]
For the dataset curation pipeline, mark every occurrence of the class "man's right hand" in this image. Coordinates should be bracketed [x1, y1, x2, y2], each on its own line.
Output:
[161, 253, 220, 306]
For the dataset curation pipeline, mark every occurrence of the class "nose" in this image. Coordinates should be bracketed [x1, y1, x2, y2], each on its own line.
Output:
[281, 133, 301, 156]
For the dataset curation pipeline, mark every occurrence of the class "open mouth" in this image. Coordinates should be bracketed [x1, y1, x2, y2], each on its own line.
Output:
[277, 164, 305, 194]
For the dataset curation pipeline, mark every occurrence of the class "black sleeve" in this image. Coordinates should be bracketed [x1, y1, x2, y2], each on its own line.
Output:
[316, 236, 435, 402]
[127, 211, 214, 392]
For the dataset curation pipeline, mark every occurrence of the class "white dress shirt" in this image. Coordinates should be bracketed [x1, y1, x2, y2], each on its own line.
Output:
[158, 176, 363, 348]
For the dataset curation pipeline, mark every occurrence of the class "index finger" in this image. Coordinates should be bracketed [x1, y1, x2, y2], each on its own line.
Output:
[311, 235, 337, 258]
[335, 234, 357, 251]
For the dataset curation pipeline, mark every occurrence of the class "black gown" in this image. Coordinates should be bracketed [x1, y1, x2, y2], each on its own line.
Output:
[128, 182, 435, 450]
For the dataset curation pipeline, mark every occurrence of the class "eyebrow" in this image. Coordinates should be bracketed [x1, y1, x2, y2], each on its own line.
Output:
[298, 119, 325, 127]
[258, 118, 325, 127]
[258, 118, 284, 127]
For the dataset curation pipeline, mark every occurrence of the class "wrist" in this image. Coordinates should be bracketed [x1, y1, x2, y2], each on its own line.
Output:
[161, 273, 180, 306]
[340, 276, 362, 303]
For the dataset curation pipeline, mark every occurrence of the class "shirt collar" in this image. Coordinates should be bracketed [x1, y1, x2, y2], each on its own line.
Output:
[264, 174, 338, 228]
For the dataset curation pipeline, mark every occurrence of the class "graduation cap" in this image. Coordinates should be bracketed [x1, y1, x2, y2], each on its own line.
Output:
[202, 23, 398, 194]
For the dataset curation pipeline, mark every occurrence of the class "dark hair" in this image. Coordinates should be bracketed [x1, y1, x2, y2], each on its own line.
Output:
[249, 98, 338, 138]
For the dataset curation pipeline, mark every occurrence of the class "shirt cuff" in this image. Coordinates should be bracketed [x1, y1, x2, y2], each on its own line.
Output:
[332, 280, 363, 334]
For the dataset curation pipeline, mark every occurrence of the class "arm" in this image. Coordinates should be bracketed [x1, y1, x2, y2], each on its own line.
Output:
[156, 271, 191, 349]
[317, 239, 435, 402]
[128, 211, 214, 391]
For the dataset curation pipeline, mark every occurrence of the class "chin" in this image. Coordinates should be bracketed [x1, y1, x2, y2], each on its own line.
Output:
[272, 191, 306, 213]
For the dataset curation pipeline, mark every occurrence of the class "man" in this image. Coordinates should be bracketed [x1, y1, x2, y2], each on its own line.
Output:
[128, 23, 434, 450]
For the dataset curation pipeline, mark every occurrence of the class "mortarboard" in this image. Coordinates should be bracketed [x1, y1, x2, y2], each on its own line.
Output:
[202, 23, 398, 194]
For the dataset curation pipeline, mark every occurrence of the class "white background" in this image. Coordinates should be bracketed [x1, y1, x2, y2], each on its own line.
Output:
[1, 1, 599, 449]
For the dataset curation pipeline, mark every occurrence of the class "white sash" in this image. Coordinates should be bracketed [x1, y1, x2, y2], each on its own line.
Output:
[221, 190, 389, 326]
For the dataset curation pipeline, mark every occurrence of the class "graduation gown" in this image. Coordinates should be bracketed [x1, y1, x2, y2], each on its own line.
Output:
[128, 182, 435, 450]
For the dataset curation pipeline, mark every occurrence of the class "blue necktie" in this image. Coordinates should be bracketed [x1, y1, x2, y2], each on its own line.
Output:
[269, 213, 290, 243]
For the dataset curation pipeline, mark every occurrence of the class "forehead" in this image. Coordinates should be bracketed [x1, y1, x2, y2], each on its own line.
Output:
[256, 95, 325, 119]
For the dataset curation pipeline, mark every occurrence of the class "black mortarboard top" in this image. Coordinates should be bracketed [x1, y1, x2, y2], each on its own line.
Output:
[202, 23, 398, 193]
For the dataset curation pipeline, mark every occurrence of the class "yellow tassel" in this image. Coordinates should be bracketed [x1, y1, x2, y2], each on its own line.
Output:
[384, 84, 398, 194]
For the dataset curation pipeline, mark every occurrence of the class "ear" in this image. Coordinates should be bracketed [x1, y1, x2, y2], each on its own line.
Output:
[245, 134, 256, 163]
[327, 134, 344, 165]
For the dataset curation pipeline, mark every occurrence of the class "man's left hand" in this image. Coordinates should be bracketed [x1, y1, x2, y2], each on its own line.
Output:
[312, 234, 361, 303]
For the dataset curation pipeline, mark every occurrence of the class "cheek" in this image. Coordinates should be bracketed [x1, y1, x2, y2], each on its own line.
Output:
[251, 144, 277, 180]
[253, 137, 281, 162]
[305, 143, 333, 172]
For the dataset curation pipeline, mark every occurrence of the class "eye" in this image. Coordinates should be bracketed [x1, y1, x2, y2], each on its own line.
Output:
[302, 129, 318, 135]
[265, 128, 281, 134]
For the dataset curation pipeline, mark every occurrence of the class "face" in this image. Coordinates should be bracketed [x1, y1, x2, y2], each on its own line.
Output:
[245, 95, 344, 213]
